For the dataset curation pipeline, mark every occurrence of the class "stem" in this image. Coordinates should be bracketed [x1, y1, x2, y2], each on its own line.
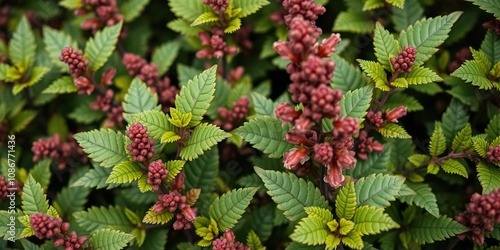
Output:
[400, 151, 479, 177]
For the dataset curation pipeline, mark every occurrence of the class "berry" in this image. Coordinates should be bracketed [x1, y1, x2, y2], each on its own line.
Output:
[147, 160, 168, 191]
[356, 131, 384, 160]
[486, 145, 500, 162]
[275, 103, 302, 125]
[213, 97, 249, 131]
[314, 143, 333, 165]
[74, 76, 94, 95]
[390, 46, 417, 73]
[333, 117, 359, 137]
[30, 212, 63, 239]
[122, 53, 147, 76]
[366, 111, 386, 128]
[203, 0, 228, 12]
[0, 176, 22, 200]
[105, 104, 124, 128]
[126, 122, 155, 162]
[309, 85, 342, 121]
[156, 77, 179, 112]
[212, 229, 250, 250]
[153, 190, 186, 214]
[138, 63, 159, 87]
[483, 19, 500, 35]
[282, 0, 325, 27]
[90, 89, 114, 112]
[63, 231, 88, 249]
[59, 47, 88, 78]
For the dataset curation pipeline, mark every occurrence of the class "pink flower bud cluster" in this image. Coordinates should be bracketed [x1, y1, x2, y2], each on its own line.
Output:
[455, 189, 500, 245]
[59, 47, 88, 79]
[390, 46, 417, 73]
[212, 229, 250, 250]
[76, 0, 123, 33]
[203, 0, 228, 12]
[483, 19, 500, 35]
[448, 47, 472, 73]
[147, 160, 168, 191]
[282, 0, 325, 27]
[32, 134, 88, 169]
[152, 189, 197, 230]
[197, 32, 238, 59]
[125, 122, 155, 163]
[0, 176, 22, 201]
[367, 105, 407, 128]
[356, 131, 384, 160]
[487, 145, 500, 162]
[30, 213, 89, 249]
[213, 97, 249, 131]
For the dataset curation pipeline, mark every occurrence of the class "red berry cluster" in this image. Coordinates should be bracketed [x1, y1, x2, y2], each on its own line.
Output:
[213, 97, 249, 131]
[90, 89, 114, 111]
[147, 160, 168, 191]
[53, 223, 89, 250]
[203, 0, 228, 12]
[455, 189, 500, 245]
[125, 122, 155, 163]
[483, 19, 500, 35]
[212, 229, 250, 250]
[487, 145, 500, 162]
[390, 46, 417, 73]
[152, 190, 197, 230]
[59, 46, 88, 78]
[30, 213, 89, 249]
[32, 134, 87, 169]
[282, 0, 325, 27]
[197, 32, 238, 59]
[76, 0, 123, 33]
[367, 105, 407, 128]
[356, 131, 384, 160]
[0, 176, 22, 201]
[105, 105, 125, 128]
[448, 47, 472, 73]
[366, 111, 385, 128]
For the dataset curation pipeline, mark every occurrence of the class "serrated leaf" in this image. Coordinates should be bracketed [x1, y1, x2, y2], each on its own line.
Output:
[161, 131, 181, 143]
[53, 171, 91, 219]
[441, 159, 468, 178]
[131, 110, 173, 140]
[9, 16, 36, 70]
[12, 67, 50, 95]
[304, 207, 333, 225]
[355, 174, 406, 208]
[191, 12, 219, 26]
[451, 59, 493, 90]
[29, 159, 52, 191]
[10, 110, 36, 133]
[387, 0, 405, 8]
[409, 214, 469, 244]
[180, 123, 230, 161]
[472, 136, 490, 157]
[237, 116, 293, 158]
[208, 187, 257, 231]
[392, 78, 408, 88]
[42, 26, 78, 71]
[175, 65, 217, 127]
[143, 208, 174, 224]
[391, 0, 424, 32]
[225, 18, 241, 33]
[74, 129, 128, 168]
[42, 76, 77, 94]
[72, 165, 118, 189]
[399, 12, 461, 65]
[402, 66, 443, 85]
[89, 229, 135, 250]
[331, 54, 368, 93]
[59, 0, 82, 9]
[290, 216, 328, 245]
[466, 0, 500, 19]
[69, 102, 105, 124]
[185, 146, 218, 192]
[168, 0, 209, 21]
[373, 22, 400, 71]
[452, 124, 472, 152]
[252, 92, 275, 117]
[357, 60, 388, 89]
[168, 19, 204, 37]
[442, 99, 469, 147]
[471, 47, 492, 71]
[480, 30, 500, 65]
[336, 181, 356, 220]
[399, 182, 439, 217]
[408, 154, 430, 167]
[247, 230, 266, 250]
[339, 85, 373, 121]
[377, 123, 411, 139]
[22, 175, 49, 215]
[429, 122, 446, 156]
[152, 41, 180, 76]
[85, 21, 122, 71]
[119, 0, 150, 22]
[106, 161, 142, 184]
[233, 0, 270, 18]
[477, 162, 500, 194]
[254, 167, 329, 221]
[123, 78, 159, 122]
[333, 10, 373, 34]
[346, 148, 391, 178]
[363, 0, 384, 11]
[74, 206, 134, 233]
[486, 115, 500, 140]
[353, 206, 399, 235]
[166, 160, 185, 181]
[137, 175, 153, 193]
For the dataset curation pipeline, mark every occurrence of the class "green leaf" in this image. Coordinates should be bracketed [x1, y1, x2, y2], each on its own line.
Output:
[373, 22, 400, 71]
[247, 230, 266, 250]
[353, 206, 399, 235]
[12, 67, 50, 95]
[442, 99, 469, 147]
[466, 0, 500, 19]
[208, 187, 257, 231]
[74, 129, 128, 168]
[72, 165, 118, 189]
[152, 41, 180, 76]
[304, 207, 333, 225]
[53, 171, 91, 219]
[363, 0, 384, 11]
[167, 19, 204, 37]
[166, 160, 185, 182]
[131, 110, 173, 140]
[106, 161, 142, 184]
[74, 206, 134, 233]
[486, 114, 500, 140]
[161, 131, 181, 143]
[84, 21, 123, 72]
[331, 54, 368, 93]
[9, 16, 36, 70]
[355, 174, 406, 208]
[339, 85, 373, 121]
[225, 18, 241, 33]
[42, 76, 77, 94]
[89, 228, 135, 250]
[357, 60, 388, 90]
[471, 48, 492, 71]
[30, 159, 52, 191]
[377, 123, 412, 139]
[472, 136, 489, 157]
[451, 59, 492, 90]
[252, 92, 275, 117]
[59, 0, 82, 9]
[407, 154, 430, 167]
[409, 214, 469, 244]
[480, 30, 500, 65]
[477, 162, 500, 194]
[333, 10, 373, 34]
[391, 0, 424, 32]
[69, 102, 105, 124]
[42, 26, 78, 71]
[346, 148, 391, 178]
[10, 110, 37, 133]
[237, 116, 293, 158]
[384, 92, 423, 112]
[119, 0, 151, 22]
[399, 182, 439, 217]
[429, 122, 446, 156]
[22, 175, 49, 215]
[290, 216, 328, 245]
[402, 66, 443, 85]
[336, 181, 356, 220]
[175, 65, 217, 127]
[391, 78, 409, 88]
[185, 146, 219, 193]
[452, 124, 473, 152]
[399, 12, 462, 66]
[254, 167, 329, 221]
[387, 0, 405, 8]
[140, 229, 168, 250]
[143, 208, 174, 224]
[123, 78, 159, 122]
[168, 0, 209, 21]
[441, 159, 468, 178]
[180, 123, 230, 161]
[191, 12, 219, 26]
[233, 0, 270, 18]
